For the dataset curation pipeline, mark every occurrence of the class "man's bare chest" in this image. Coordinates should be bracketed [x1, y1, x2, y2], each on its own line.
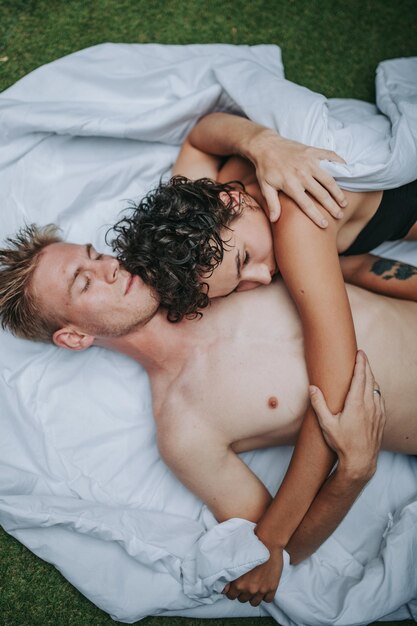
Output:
[155, 331, 309, 451]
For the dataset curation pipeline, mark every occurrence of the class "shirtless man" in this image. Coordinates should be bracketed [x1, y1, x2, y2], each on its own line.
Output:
[0, 227, 415, 605]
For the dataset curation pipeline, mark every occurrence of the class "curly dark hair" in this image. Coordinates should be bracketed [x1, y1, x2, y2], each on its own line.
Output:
[110, 176, 245, 322]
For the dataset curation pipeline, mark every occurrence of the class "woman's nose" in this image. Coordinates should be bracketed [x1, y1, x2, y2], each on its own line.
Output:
[243, 263, 272, 286]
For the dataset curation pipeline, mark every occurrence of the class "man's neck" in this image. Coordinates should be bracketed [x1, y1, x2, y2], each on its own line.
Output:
[97, 309, 191, 376]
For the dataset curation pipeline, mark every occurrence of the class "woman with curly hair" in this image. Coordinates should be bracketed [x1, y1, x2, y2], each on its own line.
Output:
[111, 116, 417, 323]
[110, 112, 417, 604]
[111, 176, 251, 321]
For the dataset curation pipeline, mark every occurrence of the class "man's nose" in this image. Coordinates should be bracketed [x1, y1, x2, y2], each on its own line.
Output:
[100, 255, 119, 283]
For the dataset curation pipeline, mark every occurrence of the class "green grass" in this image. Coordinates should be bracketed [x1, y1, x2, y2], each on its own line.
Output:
[1, 0, 417, 98]
[1, 0, 417, 624]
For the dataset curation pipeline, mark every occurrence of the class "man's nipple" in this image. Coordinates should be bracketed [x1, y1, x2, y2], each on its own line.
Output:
[268, 396, 279, 409]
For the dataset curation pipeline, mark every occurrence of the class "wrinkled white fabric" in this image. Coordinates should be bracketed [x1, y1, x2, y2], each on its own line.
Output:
[0, 43, 416, 624]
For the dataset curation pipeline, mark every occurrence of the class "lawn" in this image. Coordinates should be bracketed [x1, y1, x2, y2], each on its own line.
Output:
[0, 1, 417, 625]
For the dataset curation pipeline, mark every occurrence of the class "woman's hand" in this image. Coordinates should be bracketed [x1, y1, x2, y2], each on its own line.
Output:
[223, 545, 283, 607]
[187, 112, 347, 226]
[309, 350, 386, 481]
[247, 128, 347, 225]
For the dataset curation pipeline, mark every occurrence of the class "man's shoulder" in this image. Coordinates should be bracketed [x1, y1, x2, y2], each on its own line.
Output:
[156, 402, 224, 467]
[156, 389, 211, 436]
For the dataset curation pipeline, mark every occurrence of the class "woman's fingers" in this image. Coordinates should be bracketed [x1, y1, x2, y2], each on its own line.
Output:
[302, 178, 344, 220]
[308, 147, 347, 208]
[260, 184, 281, 222]
[314, 148, 347, 165]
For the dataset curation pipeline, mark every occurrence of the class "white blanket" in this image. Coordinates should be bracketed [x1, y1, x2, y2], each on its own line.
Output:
[0, 43, 417, 625]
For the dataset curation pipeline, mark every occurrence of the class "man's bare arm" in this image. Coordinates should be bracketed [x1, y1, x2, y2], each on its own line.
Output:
[188, 112, 347, 225]
[340, 254, 417, 302]
[157, 415, 272, 523]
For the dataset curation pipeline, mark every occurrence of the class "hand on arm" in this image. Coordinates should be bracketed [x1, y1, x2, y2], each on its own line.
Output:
[223, 351, 385, 605]
[188, 112, 347, 225]
[340, 254, 417, 302]
[287, 350, 386, 562]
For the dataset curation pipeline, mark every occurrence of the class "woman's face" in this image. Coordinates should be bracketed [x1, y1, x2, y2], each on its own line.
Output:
[204, 197, 277, 298]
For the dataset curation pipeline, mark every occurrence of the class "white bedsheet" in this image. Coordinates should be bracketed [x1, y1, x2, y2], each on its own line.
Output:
[0, 43, 416, 625]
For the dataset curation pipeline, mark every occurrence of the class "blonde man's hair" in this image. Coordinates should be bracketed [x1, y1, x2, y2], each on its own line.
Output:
[0, 224, 64, 343]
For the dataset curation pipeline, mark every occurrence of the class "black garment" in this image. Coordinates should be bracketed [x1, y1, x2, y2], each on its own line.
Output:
[342, 179, 417, 256]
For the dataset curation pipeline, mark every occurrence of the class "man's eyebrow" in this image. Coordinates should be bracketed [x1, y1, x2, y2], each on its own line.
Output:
[235, 249, 242, 280]
[67, 244, 92, 297]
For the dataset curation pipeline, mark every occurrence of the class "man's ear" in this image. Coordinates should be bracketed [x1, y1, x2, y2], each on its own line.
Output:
[52, 327, 95, 351]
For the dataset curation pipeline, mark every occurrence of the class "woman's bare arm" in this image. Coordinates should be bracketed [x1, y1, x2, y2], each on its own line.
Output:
[188, 112, 347, 224]
[225, 193, 358, 604]
[172, 136, 222, 180]
[257, 195, 357, 541]
[340, 254, 417, 302]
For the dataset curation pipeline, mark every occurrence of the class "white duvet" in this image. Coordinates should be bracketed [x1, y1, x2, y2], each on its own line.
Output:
[0, 43, 416, 625]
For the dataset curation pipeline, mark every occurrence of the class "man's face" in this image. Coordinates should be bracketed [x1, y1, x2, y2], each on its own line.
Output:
[31, 242, 159, 346]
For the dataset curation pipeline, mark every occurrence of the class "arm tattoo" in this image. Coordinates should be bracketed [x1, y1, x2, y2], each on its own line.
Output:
[371, 258, 417, 281]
